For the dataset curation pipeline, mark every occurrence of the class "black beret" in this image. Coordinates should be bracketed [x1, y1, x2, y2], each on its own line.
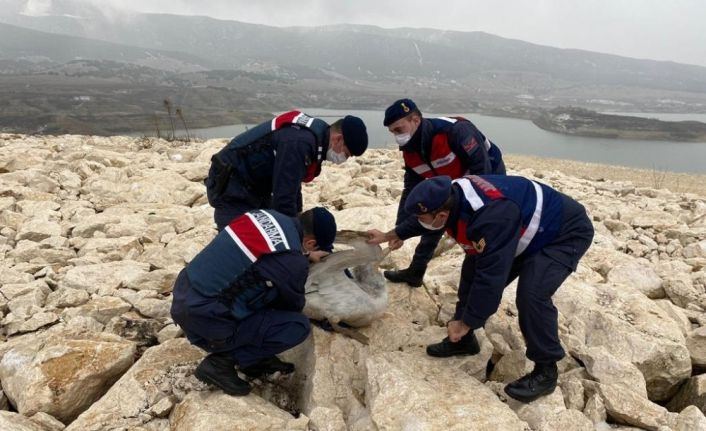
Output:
[384, 98, 418, 126]
[341, 115, 368, 156]
[404, 176, 453, 215]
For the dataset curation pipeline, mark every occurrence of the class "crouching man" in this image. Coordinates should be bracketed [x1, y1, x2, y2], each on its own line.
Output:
[367, 175, 594, 402]
[171, 207, 336, 395]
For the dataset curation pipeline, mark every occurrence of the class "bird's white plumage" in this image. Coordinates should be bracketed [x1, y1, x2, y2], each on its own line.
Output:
[304, 239, 387, 327]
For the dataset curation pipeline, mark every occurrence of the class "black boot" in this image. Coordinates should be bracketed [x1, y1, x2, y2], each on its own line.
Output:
[504, 362, 558, 403]
[426, 332, 480, 358]
[383, 267, 425, 287]
[240, 356, 295, 378]
[194, 352, 251, 396]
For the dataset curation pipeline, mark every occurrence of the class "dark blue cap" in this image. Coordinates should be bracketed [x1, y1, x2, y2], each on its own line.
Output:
[341, 115, 368, 156]
[404, 176, 453, 215]
[312, 207, 337, 252]
[384, 98, 418, 126]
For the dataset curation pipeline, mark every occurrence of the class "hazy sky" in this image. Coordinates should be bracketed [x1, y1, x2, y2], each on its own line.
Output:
[16, 0, 706, 67]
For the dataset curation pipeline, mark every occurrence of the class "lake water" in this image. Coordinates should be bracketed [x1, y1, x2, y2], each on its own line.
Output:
[188, 109, 706, 174]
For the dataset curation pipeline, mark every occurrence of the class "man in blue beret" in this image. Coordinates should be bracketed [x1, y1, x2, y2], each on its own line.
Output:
[171, 206, 336, 396]
[382, 98, 506, 288]
[367, 175, 593, 403]
[206, 111, 368, 232]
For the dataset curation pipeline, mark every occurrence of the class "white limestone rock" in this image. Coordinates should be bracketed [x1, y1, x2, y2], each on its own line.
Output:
[59, 260, 150, 294]
[65, 338, 206, 431]
[606, 258, 664, 298]
[0, 329, 135, 423]
[584, 381, 674, 430]
[170, 391, 309, 431]
[574, 346, 648, 399]
[667, 374, 706, 413]
[0, 411, 49, 431]
[365, 352, 528, 430]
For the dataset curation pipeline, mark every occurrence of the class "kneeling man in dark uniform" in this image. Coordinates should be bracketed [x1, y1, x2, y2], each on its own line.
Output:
[171, 207, 336, 395]
[368, 175, 594, 402]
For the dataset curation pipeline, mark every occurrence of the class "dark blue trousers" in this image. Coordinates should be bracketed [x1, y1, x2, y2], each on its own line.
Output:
[510, 197, 593, 363]
[409, 230, 445, 271]
[170, 269, 310, 368]
[462, 196, 593, 363]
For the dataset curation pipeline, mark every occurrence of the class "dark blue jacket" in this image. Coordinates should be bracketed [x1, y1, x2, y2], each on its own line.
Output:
[207, 126, 327, 217]
[448, 196, 522, 329]
[395, 118, 505, 233]
[395, 176, 588, 330]
[186, 210, 308, 319]
[252, 251, 309, 312]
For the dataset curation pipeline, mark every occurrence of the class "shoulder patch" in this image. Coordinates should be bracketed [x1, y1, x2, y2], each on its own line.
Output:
[471, 237, 486, 253]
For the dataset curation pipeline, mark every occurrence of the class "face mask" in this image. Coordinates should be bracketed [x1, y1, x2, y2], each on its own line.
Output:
[326, 148, 348, 164]
[394, 133, 411, 146]
[418, 215, 444, 231]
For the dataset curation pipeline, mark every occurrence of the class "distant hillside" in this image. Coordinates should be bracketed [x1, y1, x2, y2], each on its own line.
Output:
[3, 5, 706, 135]
[0, 22, 211, 72]
[4, 12, 706, 95]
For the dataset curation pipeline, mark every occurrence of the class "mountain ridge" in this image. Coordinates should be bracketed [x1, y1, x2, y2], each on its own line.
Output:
[3, 11, 706, 94]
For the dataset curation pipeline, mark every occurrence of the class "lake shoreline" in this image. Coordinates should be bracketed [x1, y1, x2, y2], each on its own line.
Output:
[505, 153, 706, 196]
[532, 107, 706, 143]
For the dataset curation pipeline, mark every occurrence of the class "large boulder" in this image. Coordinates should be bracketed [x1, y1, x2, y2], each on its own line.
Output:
[666, 374, 706, 413]
[673, 405, 706, 431]
[59, 260, 150, 294]
[0, 329, 135, 423]
[686, 326, 706, 369]
[606, 258, 664, 298]
[573, 346, 648, 399]
[365, 352, 528, 430]
[16, 218, 63, 242]
[0, 411, 49, 431]
[584, 381, 675, 430]
[170, 391, 308, 431]
[554, 279, 691, 401]
[504, 385, 569, 429]
[7, 239, 76, 266]
[66, 338, 205, 431]
[292, 329, 374, 431]
[60, 296, 132, 325]
[82, 170, 203, 209]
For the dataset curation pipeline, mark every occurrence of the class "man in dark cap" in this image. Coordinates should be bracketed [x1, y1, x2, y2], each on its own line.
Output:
[171, 206, 337, 396]
[207, 111, 368, 230]
[381, 98, 506, 288]
[367, 175, 593, 403]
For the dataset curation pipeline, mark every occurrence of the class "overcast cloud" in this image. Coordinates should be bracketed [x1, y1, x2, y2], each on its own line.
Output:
[13, 0, 706, 67]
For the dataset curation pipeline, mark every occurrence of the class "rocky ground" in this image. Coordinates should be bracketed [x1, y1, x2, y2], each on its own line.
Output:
[0, 133, 705, 431]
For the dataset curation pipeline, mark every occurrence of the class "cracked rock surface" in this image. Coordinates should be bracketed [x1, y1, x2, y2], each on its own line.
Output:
[1, 134, 705, 430]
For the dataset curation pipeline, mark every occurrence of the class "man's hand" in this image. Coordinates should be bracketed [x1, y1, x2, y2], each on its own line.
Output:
[367, 229, 401, 246]
[366, 229, 388, 245]
[388, 238, 404, 251]
[308, 250, 330, 263]
[447, 320, 471, 342]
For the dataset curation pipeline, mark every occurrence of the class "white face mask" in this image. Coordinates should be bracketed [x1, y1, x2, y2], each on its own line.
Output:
[394, 133, 411, 146]
[326, 148, 348, 164]
[418, 215, 444, 231]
